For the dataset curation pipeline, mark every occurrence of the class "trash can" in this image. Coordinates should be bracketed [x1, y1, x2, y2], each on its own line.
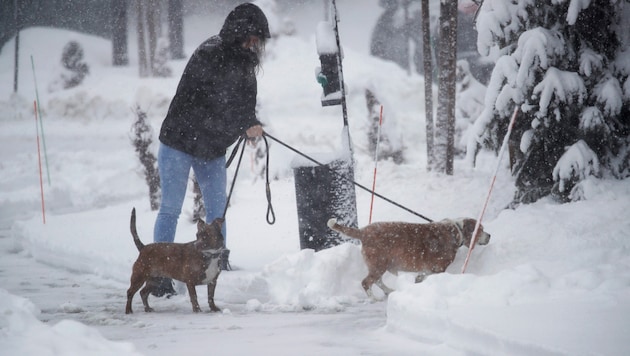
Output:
[293, 158, 358, 251]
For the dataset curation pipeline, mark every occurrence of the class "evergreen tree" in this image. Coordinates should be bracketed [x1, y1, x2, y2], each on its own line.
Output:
[468, 0, 630, 205]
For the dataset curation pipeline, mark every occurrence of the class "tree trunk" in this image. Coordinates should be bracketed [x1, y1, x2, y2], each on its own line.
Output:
[168, 0, 185, 60]
[137, 0, 161, 77]
[137, 0, 149, 77]
[111, 0, 128, 66]
[421, 0, 434, 170]
[435, 1, 457, 175]
[147, 1, 158, 75]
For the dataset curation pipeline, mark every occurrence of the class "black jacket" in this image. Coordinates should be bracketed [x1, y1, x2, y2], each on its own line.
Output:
[159, 3, 269, 160]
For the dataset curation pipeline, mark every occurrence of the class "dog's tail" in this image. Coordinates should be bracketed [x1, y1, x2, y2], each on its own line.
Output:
[130, 208, 145, 252]
[327, 218, 364, 241]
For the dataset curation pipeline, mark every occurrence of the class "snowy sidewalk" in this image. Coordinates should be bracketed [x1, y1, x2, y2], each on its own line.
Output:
[0, 232, 444, 356]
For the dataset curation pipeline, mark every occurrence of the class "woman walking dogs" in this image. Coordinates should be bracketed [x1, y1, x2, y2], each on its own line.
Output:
[152, 3, 270, 296]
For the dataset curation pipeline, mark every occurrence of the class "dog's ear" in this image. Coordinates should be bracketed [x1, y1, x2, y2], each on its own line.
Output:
[462, 218, 477, 237]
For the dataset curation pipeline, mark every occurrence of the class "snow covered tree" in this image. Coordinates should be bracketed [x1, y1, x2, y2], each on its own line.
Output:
[468, 0, 630, 204]
[48, 41, 90, 92]
[136, 0, 172, 78]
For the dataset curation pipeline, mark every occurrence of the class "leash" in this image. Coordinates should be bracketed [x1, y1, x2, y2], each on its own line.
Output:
[223, 135, 276, 225]
[263, 132, 433, 223]
[262, 135, 276, 224]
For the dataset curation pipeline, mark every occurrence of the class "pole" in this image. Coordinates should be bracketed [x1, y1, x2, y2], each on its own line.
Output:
[331, 0, 351, 142]
[34, 101, 46, 224]
[30, 55, 51, 186]
[368, 105, 384, 224]
[13, 0, 20, 92]
[461, 107, 519, 273]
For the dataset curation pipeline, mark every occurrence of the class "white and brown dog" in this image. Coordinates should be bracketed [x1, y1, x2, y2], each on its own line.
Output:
[126, 208, 225, 314]
[327, 218, 490, 297]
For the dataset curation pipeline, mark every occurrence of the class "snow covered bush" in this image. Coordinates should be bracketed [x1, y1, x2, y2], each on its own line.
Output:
[48, 40, 89, 91]
[468, 0, 630, 205]
[131, 107, 160, 210]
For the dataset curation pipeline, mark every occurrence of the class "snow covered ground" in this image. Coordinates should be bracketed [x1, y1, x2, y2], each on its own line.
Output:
[1, 1, 630, 355]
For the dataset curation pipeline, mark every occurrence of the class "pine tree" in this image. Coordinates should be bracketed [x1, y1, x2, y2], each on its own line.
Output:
[468, 0, 630, 205]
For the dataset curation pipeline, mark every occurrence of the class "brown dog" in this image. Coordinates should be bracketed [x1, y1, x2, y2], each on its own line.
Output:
[125, 208, 224, 314]
[327, 217, 491, 297]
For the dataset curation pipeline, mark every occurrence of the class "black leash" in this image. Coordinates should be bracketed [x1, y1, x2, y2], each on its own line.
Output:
[263, 132, 433, 223]
[223, 136, 246, 220]
[262, 135, 276, 224]
[223, 135, 276, 225]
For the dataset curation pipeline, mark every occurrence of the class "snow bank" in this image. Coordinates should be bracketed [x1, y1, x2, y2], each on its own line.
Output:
[0, 289, 141, 356]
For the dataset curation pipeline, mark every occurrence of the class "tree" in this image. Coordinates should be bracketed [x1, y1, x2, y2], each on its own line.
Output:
[111, 0, 128, 66]
[433, 0, 458, 174]
[168, 0, 185, 60]
[421, 0, 435, 169]
[469, 0, 630, 204]
[137, 0, 171, 77]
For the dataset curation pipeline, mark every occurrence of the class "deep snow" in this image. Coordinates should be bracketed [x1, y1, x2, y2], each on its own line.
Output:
[1, 1, 630, 355]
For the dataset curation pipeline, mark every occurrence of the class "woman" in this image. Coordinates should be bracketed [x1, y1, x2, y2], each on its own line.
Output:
[152, 3, 270, 294]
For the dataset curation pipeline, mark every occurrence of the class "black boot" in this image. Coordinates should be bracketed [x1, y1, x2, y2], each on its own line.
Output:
[148, 277, 177, 298]
[220, 249, 232, 271]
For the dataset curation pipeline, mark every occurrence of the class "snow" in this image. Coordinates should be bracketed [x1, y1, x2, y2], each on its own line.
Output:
[532, 67, 586, 120]
[579, 48, 603, 78]
[514, 28, 566, 88]
[315, 21, 338, 55]
[1, 290, 142, 356]
[594, 76, 624, 116]
[475, 0, 534, 61]
[2, 1, 630, 355]
[579, 106, 606, 132]
[565, 0, 592, 26]
[552, 140, 600, 193]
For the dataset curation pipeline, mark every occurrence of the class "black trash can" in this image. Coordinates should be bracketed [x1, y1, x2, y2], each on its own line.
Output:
[293, 158, 358, 251]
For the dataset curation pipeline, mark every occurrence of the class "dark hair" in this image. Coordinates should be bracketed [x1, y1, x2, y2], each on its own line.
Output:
[250, 36, 266, 74]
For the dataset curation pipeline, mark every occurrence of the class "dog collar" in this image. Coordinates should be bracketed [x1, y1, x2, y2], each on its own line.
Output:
[201, 248, 223, 259]
[450, 220, 465, 246]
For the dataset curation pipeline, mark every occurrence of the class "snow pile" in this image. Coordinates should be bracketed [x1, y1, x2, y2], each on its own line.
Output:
[261, 243, 366, 310]
[388, 179, 630, 355]
[0, 289, 141, 355]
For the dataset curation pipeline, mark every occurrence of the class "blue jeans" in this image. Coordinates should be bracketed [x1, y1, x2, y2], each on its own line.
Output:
[153, 143, 227, 244]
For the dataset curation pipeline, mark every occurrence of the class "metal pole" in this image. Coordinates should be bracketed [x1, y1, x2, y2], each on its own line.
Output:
[331, 0, 350, 134]
[13, 0, 20, 93]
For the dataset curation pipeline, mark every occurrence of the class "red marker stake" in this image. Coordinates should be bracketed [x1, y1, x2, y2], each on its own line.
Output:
[461, 107, 519, 273]
[34, 100, 46, 224]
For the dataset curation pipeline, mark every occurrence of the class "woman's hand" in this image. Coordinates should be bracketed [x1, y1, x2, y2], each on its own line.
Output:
[246, 124, 264, 138]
